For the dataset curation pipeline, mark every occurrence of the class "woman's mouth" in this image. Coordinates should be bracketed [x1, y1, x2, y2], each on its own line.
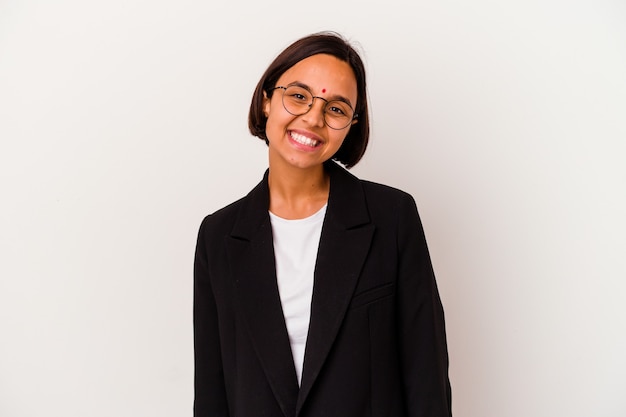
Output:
[290, 131, 319, 147]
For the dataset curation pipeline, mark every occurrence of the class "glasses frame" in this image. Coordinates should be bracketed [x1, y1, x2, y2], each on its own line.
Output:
[271, 85, 358, 130]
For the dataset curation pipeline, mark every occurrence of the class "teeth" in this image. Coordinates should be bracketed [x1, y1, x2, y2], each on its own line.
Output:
[290, 132, 318, 147]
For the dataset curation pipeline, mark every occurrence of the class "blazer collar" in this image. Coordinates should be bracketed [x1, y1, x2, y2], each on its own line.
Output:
[226, 161, 375, 417]
[230, 161, 370, 238]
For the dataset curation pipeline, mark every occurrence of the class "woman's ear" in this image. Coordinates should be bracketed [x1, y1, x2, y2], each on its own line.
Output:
[263, 91, 270, 117]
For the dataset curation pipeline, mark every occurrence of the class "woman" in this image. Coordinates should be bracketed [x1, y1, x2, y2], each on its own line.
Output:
[194, 32, 452, 417]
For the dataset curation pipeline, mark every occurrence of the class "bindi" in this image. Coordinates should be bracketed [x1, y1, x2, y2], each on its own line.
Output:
[322, 88, 326, 93]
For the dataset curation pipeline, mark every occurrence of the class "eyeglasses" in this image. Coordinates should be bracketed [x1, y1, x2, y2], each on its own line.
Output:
[271, 85, 357, 130]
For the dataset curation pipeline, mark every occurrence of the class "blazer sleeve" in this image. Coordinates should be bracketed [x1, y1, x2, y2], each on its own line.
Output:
[396, 193, 452, 417]
[193, 216, 230, 417]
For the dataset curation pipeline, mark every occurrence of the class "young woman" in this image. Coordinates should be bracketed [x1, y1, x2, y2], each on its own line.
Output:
[194, 32, 452, 417]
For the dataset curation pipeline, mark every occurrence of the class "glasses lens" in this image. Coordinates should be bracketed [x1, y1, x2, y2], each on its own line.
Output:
[324, 100, 354, 130]
[282, 86, 313, 116]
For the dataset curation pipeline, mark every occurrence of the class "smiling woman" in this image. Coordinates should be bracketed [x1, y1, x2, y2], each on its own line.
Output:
[263, 54, 358, 185]
[193, 32, 452, 417]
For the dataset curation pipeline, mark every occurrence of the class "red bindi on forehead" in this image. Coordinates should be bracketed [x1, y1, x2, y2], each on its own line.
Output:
[322, 88, 326, 93]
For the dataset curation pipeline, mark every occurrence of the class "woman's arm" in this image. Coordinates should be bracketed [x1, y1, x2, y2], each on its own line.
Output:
[193, 216, 230, 417]
[396, 194, 452, 417]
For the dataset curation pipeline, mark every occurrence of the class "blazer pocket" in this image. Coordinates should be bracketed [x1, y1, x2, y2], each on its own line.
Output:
[349, 282, 395, 310]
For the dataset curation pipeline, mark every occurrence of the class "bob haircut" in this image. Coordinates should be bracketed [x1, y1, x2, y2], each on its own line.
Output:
[248, 32, 369, 169]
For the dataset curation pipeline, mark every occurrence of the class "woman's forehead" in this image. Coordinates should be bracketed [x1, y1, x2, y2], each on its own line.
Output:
[277, 54, 357, 100]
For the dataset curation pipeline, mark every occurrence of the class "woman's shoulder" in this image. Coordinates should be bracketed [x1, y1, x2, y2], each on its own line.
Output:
[357, 178, 417, 213]
[198, 196, 247, 234]
[360, 179, 413, 199]
[330, 161, 415, 204]
[200, 168, 267, 223]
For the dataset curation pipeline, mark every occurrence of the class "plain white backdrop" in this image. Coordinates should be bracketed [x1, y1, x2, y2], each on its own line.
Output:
[1, 0, 625, 416]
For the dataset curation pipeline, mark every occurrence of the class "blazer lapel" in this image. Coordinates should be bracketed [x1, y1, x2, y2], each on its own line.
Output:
[226, 171, 299, 417]
[296, 162, 375, 414]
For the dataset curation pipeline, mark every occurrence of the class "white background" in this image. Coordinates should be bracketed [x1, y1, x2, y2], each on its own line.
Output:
[1, 0, 625, 416]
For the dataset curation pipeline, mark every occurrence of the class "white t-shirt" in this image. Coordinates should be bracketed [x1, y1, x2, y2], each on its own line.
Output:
[269, 204, 327, 385]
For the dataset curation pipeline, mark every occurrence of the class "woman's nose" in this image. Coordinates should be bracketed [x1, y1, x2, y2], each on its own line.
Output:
[302, 97, 326, 127]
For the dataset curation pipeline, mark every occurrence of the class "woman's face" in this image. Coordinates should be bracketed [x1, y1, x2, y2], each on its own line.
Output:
[263, 54, 358, 171]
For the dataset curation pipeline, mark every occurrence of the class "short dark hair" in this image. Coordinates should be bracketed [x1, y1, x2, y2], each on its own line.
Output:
[248, 32, 369, 169]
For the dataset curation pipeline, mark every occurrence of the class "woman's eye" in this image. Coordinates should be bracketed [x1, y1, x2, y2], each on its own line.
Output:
[328, 105, 346, 116]
[292, 93, 307, 101]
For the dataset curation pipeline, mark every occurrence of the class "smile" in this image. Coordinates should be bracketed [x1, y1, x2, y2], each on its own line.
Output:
[290, 131, 319, 147]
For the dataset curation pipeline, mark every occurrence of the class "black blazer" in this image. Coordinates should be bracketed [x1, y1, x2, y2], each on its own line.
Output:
[194, 161, 451, 417]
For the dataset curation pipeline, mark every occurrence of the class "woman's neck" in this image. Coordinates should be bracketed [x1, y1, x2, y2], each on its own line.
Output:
[268, 163, 330, 220]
